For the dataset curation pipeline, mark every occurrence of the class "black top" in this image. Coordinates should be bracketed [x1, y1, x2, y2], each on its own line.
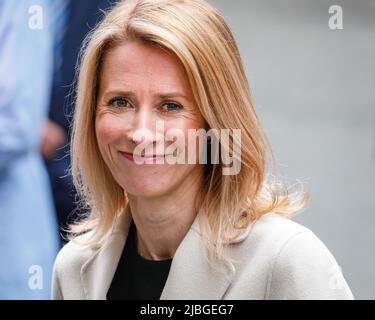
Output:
[107, 222, 173, 300]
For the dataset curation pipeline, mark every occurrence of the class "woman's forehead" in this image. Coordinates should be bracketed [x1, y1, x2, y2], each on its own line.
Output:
[99, 41, 191, 95]
[103, 41, 185, 78]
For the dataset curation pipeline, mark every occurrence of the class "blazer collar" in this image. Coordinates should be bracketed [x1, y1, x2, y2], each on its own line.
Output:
[80, 205, 252, 300]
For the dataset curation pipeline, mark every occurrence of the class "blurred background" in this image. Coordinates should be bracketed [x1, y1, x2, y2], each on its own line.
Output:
[211, 0, 374, 299]
[0, 0, 374, 299]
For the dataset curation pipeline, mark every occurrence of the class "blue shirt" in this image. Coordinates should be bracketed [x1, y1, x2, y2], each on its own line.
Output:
[0, 0, 59, 299]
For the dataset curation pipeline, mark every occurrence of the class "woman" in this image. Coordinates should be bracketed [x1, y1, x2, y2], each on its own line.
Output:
[52, 0, 353, 299]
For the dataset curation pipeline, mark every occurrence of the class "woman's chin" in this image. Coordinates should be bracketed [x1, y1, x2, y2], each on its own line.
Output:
[121, 180, 172, 199]
[116, 166, 201, 199]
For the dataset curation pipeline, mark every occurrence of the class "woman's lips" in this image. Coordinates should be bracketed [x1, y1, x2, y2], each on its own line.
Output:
[120, 151, 168, 162]
[121, 151, 134, 161]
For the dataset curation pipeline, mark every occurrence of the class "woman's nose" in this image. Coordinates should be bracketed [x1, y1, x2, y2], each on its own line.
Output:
[127, 108, 162, 146]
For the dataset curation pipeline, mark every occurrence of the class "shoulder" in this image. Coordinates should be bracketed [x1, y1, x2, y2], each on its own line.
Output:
[54, 232, 98, 272]
[51, 232, 99, 300]
[246, 213, 338, 257]
[249, 212, 311, 239]
[240, 213, 354, 299]
[239, 212, 317, 255]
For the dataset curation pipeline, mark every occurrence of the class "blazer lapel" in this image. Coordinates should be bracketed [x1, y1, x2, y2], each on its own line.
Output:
[160, 215, 237, 300]
[80, 207, 132, 300]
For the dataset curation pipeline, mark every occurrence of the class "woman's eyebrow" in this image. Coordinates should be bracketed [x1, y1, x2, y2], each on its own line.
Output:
[158, 92, 189, 100]
[102, 90, 189, 100]
[101, 90, 135, 100]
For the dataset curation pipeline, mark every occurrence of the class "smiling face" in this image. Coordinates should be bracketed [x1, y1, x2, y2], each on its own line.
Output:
[95, 40, 206, 198]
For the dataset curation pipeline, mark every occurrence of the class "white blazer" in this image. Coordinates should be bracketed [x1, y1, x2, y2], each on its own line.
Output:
[51, 208, 354, 300]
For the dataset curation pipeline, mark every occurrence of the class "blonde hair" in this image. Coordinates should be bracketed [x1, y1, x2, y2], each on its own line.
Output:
[69, 0, 309, 272]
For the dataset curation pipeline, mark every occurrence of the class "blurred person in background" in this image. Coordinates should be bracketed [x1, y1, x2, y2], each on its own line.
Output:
[0, 0, 60, 299]
[41, 0, 118, 246]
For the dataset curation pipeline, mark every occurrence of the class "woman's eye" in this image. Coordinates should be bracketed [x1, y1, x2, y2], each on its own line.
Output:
[107, 97, 130, 108]
[161, 102, 183, 112]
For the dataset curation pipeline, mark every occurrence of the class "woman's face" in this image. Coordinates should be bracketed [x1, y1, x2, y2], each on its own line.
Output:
[96, 40, 205, 198]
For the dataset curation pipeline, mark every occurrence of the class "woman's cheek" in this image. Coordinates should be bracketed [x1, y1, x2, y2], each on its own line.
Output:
[96, 114, 125, 145]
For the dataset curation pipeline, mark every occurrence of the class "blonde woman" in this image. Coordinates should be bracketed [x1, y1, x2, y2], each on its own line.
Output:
[52, 0, 353, 300]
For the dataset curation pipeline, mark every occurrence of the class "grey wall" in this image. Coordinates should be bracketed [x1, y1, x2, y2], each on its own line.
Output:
[210, 0, 375, 299]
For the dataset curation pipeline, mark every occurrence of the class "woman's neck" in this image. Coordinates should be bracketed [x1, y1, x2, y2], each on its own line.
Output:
[127, 168, 203, 261]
